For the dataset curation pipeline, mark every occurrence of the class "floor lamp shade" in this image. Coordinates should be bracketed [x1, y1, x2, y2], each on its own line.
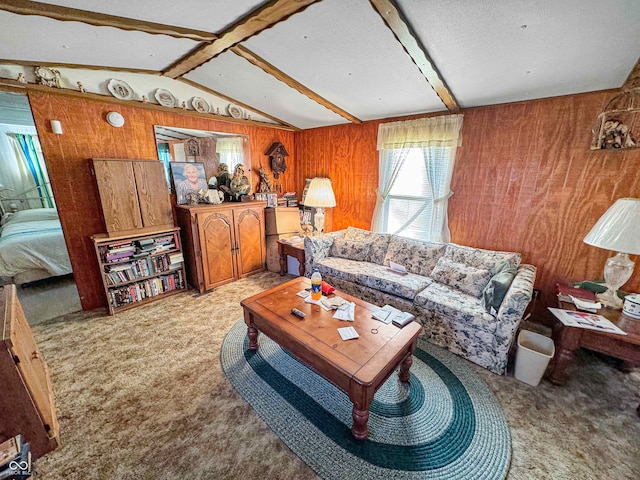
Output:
[304, 178, 336, 233]
[583, 198, 640, 307]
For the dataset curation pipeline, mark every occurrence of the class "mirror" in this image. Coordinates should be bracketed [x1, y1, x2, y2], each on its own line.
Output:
[153, 126, 252, 197]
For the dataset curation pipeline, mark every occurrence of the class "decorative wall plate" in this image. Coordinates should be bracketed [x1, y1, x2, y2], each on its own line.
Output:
[107, 79, 134, 100]
[154, 88, 177, 107]
[227, 104, 243, 119]
[191, 96, 209, 113]
[35, 66, 62, 88]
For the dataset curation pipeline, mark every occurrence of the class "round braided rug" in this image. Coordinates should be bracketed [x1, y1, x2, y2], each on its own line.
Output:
[221, 320, 511, 480]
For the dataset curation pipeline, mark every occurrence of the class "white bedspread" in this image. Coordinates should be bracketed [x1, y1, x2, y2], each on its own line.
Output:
[0, 218, 72, 278]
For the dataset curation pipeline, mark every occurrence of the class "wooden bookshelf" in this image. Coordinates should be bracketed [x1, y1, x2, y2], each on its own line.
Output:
[92, 227, 186, 315]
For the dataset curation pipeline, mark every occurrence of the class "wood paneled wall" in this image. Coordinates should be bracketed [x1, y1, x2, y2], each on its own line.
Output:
[294, 91, 640, 313]
[28, 91, 294, 310]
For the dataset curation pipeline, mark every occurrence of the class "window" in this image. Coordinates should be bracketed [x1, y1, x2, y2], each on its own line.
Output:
[372, 115, 463, 243]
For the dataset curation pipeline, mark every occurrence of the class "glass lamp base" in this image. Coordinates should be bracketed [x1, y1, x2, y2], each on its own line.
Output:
[596, 289, 624, 309]
[598, 252, 634, 309]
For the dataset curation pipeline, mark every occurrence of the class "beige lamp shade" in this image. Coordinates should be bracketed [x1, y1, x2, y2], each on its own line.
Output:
[583, 198, 640, 254]
[304, 178, 336, 208]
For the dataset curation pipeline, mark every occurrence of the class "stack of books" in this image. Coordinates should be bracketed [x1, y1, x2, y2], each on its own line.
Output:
[0, 435, 32, 480]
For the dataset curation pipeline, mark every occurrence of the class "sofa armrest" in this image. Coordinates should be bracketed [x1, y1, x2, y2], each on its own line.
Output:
[494, 264, 537, 347]
[303, 230, 346, 277]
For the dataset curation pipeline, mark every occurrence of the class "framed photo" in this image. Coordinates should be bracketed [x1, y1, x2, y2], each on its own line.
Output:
[266, 193, 278, 207]
[171, 162, 208, 205]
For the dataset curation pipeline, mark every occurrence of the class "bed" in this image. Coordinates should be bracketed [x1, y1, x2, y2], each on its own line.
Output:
[0, 208, 72, 285]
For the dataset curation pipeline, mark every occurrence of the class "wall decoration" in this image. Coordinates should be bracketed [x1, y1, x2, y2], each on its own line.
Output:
[191, 97, 209, 113]
[591, 64, 639, 150]
[227, 104, 243, 119]
[35, 66, 62, 88]
[155, 88, 177, 107]
[107, 79, 134, 100]
[265, 142, 289, 179]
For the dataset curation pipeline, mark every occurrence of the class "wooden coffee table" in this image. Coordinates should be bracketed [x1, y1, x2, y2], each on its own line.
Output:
[241, 277, 422, 440]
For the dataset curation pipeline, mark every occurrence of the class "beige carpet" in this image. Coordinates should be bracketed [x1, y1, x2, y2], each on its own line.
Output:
[28, 272, 640, 479]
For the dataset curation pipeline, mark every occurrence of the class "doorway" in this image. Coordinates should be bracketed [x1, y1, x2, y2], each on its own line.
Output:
[0, 89, 81, 323]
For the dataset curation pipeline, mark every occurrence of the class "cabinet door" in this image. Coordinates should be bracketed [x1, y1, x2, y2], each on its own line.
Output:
[234, 206, 266, 278]
[93, 159, 143, 232]
[132, 162, 173, 229]
[198, 208, 236, 290]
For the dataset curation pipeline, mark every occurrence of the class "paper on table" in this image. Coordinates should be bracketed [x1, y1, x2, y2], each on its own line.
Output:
[372, 304, 401, 324]
[570, 296, 601, 313]
[333, 302, 355, 321]
[548, 308, 626, 335]
[305, 295, 331, 311]
[338, 326, 359, 340]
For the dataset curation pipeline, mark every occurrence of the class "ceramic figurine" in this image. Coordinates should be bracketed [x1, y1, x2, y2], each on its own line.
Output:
[77, 81, 86, 93]
[182, 101, 187, 109]
[142, 95, 148, 103]
[16, 73, 26, 84]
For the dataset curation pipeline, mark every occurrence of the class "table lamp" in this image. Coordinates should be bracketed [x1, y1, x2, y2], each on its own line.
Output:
[303, 178, 336, 233]
[583, 198, 640, 308]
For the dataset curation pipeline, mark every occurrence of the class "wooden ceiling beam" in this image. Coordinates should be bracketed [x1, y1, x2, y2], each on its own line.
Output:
[178, 77, 301, 131]
[231, 45, 361, 124]
[162, 0, 321, 78]
[0, 0, 215, 41]
[369, 0, 459, 113]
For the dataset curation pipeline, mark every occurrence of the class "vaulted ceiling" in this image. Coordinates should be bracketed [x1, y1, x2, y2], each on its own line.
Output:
[1, 0, 639, 130]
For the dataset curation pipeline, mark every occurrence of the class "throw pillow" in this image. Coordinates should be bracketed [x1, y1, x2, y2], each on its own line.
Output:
[482, 262, 518, 314]
[384, 236, 447, 277]
[330, 237, 371, 262]
[431, 257, 493, 297]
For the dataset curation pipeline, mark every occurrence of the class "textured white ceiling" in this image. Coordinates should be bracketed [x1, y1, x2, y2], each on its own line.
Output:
[185, 51, 348, 129]
[242, 0, 445, 121]
[0, 10, 197, 71]
[399, 0, 640, 107]
[0, 0, 638, 129]
[41, 0, 266, 33]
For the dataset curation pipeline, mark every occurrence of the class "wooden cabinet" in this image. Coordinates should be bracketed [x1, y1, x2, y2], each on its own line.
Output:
[176, 202, 267, 293]
[92, 227, 186, 315]
[0, 285, 59, 459]
[92, 158, 173, 237]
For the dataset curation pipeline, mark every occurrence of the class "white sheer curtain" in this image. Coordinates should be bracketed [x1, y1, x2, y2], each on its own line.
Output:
[371, 114, 463, 242]
[215, 137, 245, 173]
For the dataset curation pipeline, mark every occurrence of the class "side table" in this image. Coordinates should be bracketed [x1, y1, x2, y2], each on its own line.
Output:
[277, 241, 305, 277]
[548, 296, 640, 417]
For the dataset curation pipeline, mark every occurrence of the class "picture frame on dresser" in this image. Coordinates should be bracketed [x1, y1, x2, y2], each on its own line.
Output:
[171, 162, 208, 205]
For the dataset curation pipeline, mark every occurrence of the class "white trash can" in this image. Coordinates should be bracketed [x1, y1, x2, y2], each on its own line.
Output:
[514, 330, 555, 386]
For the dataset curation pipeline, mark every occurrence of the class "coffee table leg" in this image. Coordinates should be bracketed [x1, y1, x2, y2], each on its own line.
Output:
[247, 324, 259, 350]
[399, 352, 413, 383]
[351, 402, 370, 440]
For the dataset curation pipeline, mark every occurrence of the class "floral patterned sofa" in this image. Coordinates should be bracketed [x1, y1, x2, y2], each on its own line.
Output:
[304, 227, 537, 375]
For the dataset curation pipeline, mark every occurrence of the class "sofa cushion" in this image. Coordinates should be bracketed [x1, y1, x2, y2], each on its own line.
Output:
[316, 257, 432, 301]
[414, 282, 497, 335]
[330, 237, 371, 262]
[430, 257, 492, 297]
[444, 244, 521, 270]
[344, 227, 391, 265]
[481, 262, 518, 314]
[383, 236, 447, 276]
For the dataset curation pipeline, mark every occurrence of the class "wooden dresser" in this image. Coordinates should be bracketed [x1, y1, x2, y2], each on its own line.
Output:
[0, 285, 59, 459]
[175, 202, 267, 293]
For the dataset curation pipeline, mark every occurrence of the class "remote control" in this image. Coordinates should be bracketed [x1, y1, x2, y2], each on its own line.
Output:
[291, 308, 306, 318]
